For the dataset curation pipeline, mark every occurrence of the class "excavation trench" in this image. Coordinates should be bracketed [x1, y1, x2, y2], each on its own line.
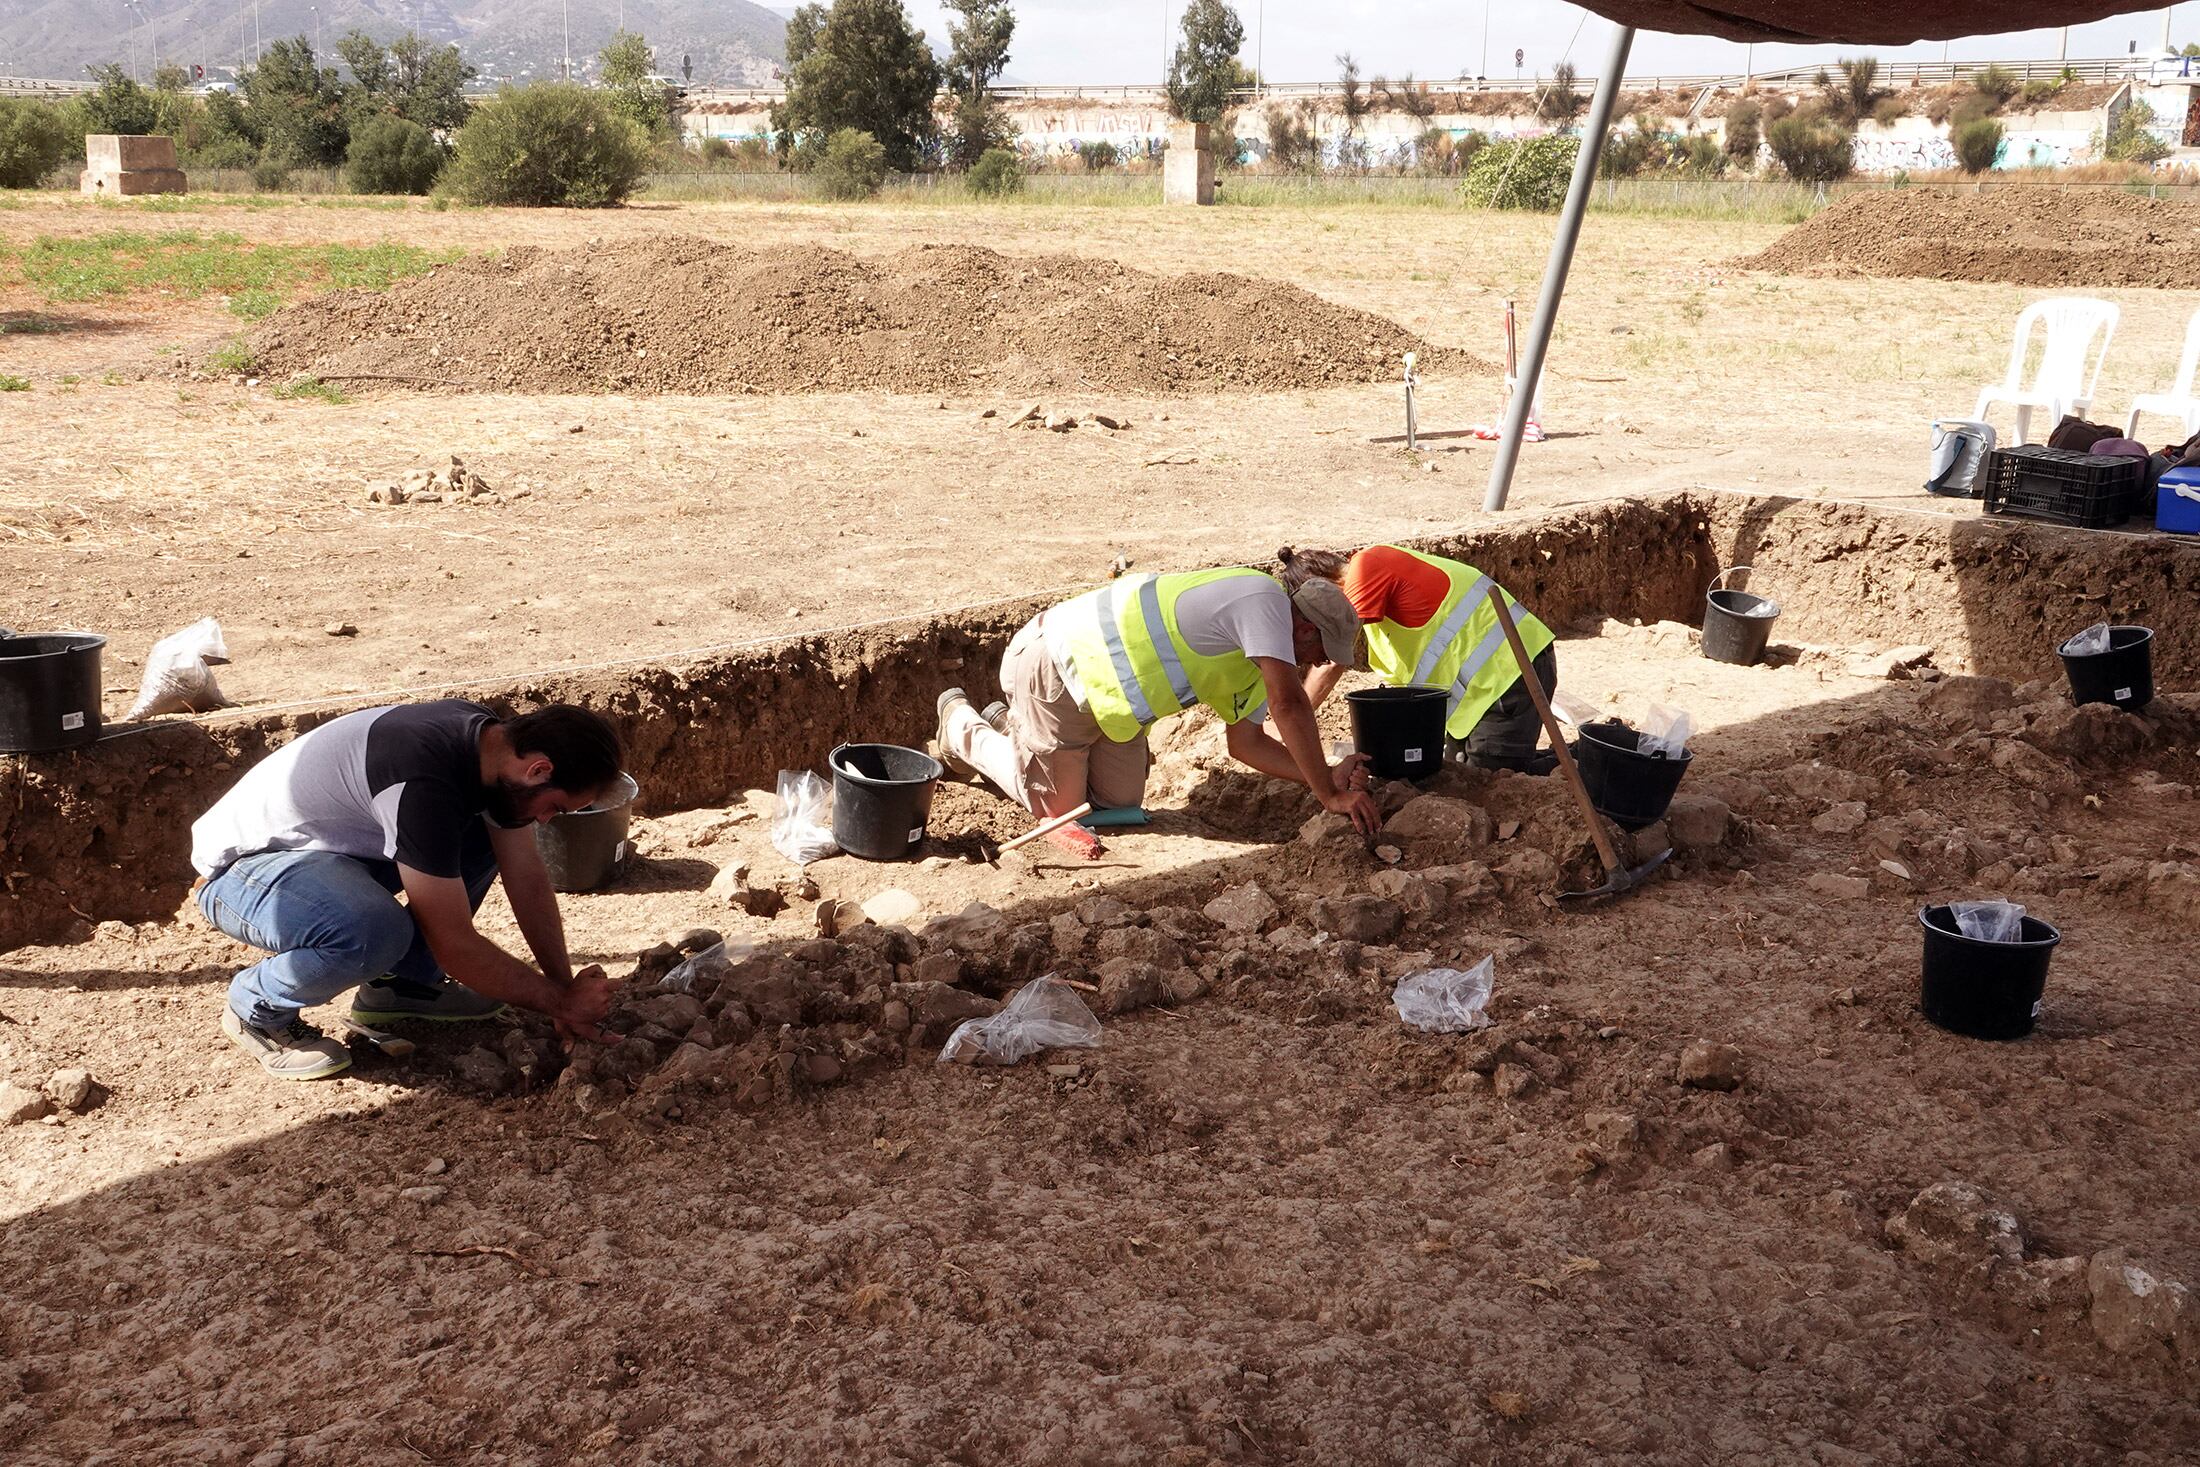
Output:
[4, 491, 2198, 952]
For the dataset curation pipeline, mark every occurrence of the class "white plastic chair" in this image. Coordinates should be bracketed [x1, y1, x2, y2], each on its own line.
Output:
[1972, 297, 2119, 446]
[2125, 306, 2200, 441]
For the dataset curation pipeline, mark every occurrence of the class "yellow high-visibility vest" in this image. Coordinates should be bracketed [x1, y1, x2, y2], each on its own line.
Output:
[1361, 546, 1554, 739]
[1060, 569, 1276, 742]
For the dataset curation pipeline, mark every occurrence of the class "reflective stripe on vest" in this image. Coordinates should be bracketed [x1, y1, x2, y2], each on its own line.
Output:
[1361, 548, 1553, 739]
[1063, 570, 1274, 742]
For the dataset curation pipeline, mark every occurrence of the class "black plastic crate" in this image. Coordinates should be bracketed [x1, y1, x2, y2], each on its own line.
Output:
[1982, 446, 2141, 529]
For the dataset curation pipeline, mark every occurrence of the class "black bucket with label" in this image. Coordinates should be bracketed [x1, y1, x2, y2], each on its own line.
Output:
[1573, 720, 1691, 831]
[1919, 905, 2061, 1040]
[0, 632, 107, 753]
[830, 743, 942, 861]
[535, 773, 639, 892]
[2057, 625, 2154, 712]
[1701, 566, 1780, 667]
[1347, 684, 1448, 782]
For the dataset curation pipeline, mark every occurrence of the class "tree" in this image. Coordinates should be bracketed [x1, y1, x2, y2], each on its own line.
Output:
[1337, 52, 1368, 134]
[1262, 100, 1317, 172]
[815, 126, 887, 198]
[340, 31, 475, 136]
[967, 145, 1021, 194]
[599, 30, 672, 139]
[1377, 73, 1439, 121]
[944, 0, 1014, 167]
[1165, 0, 1246, 125]
[77, 64, 159, 136]
[1462, 135, 1579, 209]
[152, 62, 192, 94]
[1819, 56, 1884, 125]
[773, 0, 941, 172]
[1723, 98, 1761, 163]
[1953, 117, 2002, 175]
[0, 99, 73, 186]
[1765, 111, 1853, 184]
[444, 83, 648, 206]
[346, 113, 443, 193]
[245, 37, 349, 166]
[2100, 100, 2171, 164]
[1538, 61, 1582, 122]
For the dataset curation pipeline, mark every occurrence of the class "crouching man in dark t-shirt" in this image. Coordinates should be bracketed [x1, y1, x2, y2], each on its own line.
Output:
[191, 701, 624, 1080]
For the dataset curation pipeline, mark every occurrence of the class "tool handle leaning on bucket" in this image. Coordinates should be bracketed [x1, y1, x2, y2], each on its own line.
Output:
[1483, 588, 1624, 877]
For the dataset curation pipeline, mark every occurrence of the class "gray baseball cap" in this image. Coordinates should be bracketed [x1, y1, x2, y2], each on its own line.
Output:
[1289, 578, 1369, 671]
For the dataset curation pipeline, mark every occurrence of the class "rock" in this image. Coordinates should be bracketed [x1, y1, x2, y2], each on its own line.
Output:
[366, 481, 406, 506]
[2145, 862, 2200, 923]
[1093, 925, 1183, 969]
[1921, 675, 2017, 732]
[1877, 859, 1913, 882]
[450, 1047, 517, 1094]
[1161, 968, 1208, 1005]
[1204, 883, 1278, 934]
[2005, 1254, 2090, 1313]
[398, 1185, 447, 1204]
[1366, 869, 1441, 920]
[675, 927, 724, 954]
[44, 1068, 100, 1112]
[1072, 894, 1137, 929]
[912, 952, 964, 988]
[1884, 1181, 2026, 1270]
[1298, 810, 1357, 844]
[1007, 401, 1043, 426]
[1677, 1039, 1746, 1092]
[896, 981, 999, 1028]
[1848, 643, 1935, 679]
[0, 1081, 54, 1126]
[1691, 1142, 1734, 1171]
[1663, 794, 1732, 854]
[424, 1157, 448, 1176]
[1804, 872, 1871, 901]
[629, 992, 704, 1033]
[879, 999, 911, 1034]
[799, 1053, 843, 1085]
[1374, 844, 1403, 865]
[926, 899, 1008, 948]
[1582, 1110, 1641, 1158]
[1492, 1062, 1537, 1099]
[862, 888, 924, 927]
[1989, 738, 2075, 794]
[1381, 795, 1494, 852]
[1090, 413, 1125, 430]
[323, 621, 358, 638]
[2087, 1249, 2193, 1356]
[1310, 895, 1405, 944]
[1043, 412, 1077, 432]
[1096, 958, 1165, 1016]
[707, 861, 785, 917]
[2029, 702, 2152, 764]
[1812, 801, 1869, 835]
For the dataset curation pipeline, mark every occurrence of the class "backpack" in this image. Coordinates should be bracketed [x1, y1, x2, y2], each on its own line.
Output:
[1926, 419, 1995, 498]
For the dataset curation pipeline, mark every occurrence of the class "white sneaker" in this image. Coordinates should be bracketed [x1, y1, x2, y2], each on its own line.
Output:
[222, 1008, 352, 1081]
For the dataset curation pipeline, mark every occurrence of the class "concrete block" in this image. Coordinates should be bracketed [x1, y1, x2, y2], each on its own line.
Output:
[80, 167, 189, 197]
[1163, 120, 1213, 205]
[84, 134, 178, 172]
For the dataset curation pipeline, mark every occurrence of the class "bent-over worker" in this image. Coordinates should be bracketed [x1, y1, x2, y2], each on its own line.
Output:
[191, 700, 624, 1080]
[1276, 543, 1559, 773]
[935, 568, 1381, 843]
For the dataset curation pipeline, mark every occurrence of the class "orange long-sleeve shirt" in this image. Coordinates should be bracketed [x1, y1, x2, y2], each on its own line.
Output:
[1342, 545, 1453, 630]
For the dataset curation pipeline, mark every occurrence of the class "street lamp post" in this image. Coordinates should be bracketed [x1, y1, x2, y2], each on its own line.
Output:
[562, 0, 571, 79]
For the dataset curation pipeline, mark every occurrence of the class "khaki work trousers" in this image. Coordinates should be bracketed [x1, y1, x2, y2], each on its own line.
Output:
[943, 616, 1152, 814]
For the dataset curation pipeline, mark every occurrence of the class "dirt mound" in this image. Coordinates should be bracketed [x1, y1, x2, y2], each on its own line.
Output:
[244, 237, 1485, 395]
[1736, 189, 2200, 288]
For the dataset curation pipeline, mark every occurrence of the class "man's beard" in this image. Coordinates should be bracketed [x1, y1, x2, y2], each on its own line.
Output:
[484, 776, 542, 827]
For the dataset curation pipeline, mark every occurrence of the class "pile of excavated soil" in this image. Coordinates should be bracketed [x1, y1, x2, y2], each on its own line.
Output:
[244, 238, 1486, 396]
[1737, 189, 2200, 288]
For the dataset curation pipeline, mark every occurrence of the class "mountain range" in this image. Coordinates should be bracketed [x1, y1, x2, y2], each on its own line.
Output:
[0, 0, 788, 87]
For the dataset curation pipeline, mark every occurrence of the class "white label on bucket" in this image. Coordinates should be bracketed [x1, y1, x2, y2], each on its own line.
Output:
[1404, 747, 1424, 762]
[60, 712, 84, 731]
[2031, 1000, 2044, 1019]
[909, 826, 925, 844]
[2115, 687, 2133, 700]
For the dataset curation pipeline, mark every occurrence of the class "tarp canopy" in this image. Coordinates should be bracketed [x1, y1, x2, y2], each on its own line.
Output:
[1573, 2, 2155, 45]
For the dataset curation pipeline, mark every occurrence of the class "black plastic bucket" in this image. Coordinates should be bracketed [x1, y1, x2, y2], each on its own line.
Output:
[1701, 567, 1780, 667]
[1919, 905, 2061, 1040]
[829, 743, 942, 861]
[535, 773, 638, 892]
[1573, 720, 1692, 832]
[2057, 625, 2154, 712]
[1347, 684, 1448, 782]
[0, 632, 107, 753]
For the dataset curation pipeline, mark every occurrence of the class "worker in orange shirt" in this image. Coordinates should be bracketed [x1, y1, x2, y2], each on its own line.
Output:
[1275, 544, 1558, 773]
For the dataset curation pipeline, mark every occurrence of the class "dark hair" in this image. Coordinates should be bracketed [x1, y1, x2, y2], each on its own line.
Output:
[504, 704, 623, 793]
[1274, 545, 1352, 593]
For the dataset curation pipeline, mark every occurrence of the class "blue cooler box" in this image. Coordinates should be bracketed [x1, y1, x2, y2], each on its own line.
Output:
[2161, 466, 2200, 535]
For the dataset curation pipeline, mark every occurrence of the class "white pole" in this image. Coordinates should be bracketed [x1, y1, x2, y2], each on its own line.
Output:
[2164, 6, 2176, 53]
[1481, 4, 1490, 80]
[2059, 26, 2069, 61]
[253, 1, 261, 63]
[1484, 23, 1635, 513]
[562, 0, 571, 79]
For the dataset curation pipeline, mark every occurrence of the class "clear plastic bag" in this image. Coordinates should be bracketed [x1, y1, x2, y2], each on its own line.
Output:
[2065, 623, 2112, 657]
[1392, 956, 1496, 1033]
[771, 769, 838, 865]
[1952, 900, 2025, 944]
[939, 974, 1102, 1066]
[124, 617, 233, 721]
[662, 938, 755, 995]
[1637, 703, 1694, 760]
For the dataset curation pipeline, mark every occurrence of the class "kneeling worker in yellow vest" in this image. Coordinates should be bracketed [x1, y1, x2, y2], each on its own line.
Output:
[936, 568, 1383, 849]
[1276, 543, 1559, 774]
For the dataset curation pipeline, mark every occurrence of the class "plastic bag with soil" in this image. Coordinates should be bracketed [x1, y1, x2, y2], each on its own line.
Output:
[939, 974, 1102, 1066]
[1392, 956, 1496, 1033]
[124, 617, 233, 721]
[1637, 704, 1694, 760]
[2065, 623, 2112, 657]
[1951, 900, 2025, 944]
[661, 938, 756, 995]
[772, 769, 838, 865]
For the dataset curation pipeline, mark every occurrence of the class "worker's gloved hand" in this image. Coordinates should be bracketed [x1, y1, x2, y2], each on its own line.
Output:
[554, 963, 613, 1047]
[1323, 786, 1382, 838]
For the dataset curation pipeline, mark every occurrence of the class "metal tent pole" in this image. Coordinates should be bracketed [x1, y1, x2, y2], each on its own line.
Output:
[1483, 23, 1635, 513]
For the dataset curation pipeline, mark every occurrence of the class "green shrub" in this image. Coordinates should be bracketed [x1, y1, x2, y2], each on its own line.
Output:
[443, 83, 649, 207]
[2099, 101, 2172, 165]
[250, 150, 295, 192]
[1765, 113, 1854, 183]
[1723, 99, 1761, 163]
[698, 135, 734, 164]
[1871, 95, 1908, 126]
[184, 136, 258, 170]
[2019, 78, 2062, 107]
[1677, 132, 1727, 178]
[1953, 118, 2003, 175]
[1972, 65, 2019, 107]
[0, 375, 30, 391]
[814, 127, 887, 200]
[1460, 135, 1579, 210]
[1081, 139, 1119, 171]
[0, 99, 72, 188]
[967, 147, 1022, 195]
[346, 115, 444, 194]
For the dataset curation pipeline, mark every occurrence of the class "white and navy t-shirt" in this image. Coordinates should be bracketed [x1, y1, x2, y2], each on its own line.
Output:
[191, 700, 506, 878]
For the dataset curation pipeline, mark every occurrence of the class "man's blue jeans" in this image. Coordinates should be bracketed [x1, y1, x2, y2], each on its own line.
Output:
[198, 834, 497, 1029]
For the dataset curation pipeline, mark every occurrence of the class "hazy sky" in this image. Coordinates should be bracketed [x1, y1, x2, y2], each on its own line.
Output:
[898, 2, 2190, 85]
